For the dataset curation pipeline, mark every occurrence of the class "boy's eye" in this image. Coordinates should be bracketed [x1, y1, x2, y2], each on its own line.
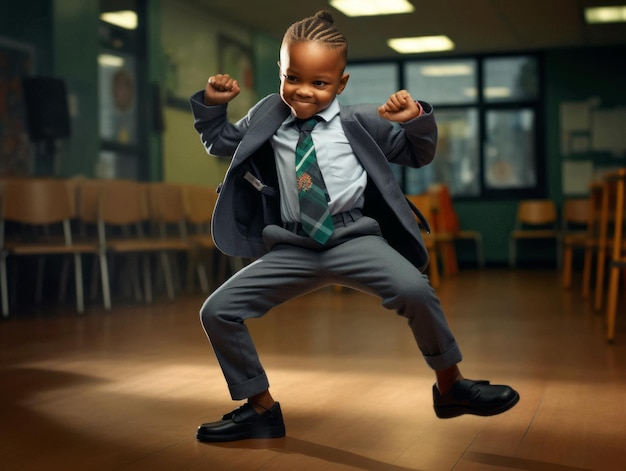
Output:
[284, 75, 298, 82]
[313, 81, 327, 87]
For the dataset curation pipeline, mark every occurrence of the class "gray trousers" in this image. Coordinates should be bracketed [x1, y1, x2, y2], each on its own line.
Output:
[200, 215, 462, 400]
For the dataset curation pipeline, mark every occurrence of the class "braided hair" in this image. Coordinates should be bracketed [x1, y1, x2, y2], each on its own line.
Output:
[282, 11, 348, 62]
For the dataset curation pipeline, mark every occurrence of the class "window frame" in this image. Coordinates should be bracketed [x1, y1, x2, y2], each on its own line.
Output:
[345, 52, 545, 200]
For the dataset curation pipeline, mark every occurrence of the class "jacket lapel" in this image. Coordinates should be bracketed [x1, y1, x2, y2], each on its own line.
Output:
[232, 95, 290, 163]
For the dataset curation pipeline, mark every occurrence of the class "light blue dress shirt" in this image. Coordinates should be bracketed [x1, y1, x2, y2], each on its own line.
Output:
[271, 98, 367, 223]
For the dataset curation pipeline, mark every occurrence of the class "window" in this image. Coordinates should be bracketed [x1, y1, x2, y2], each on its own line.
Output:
[344, 55, 542, 198]
[405, 59, 477, 105]
[98, 0, 146, 180]
[484, 109, 536, 190]
[339, 63, 399, 105]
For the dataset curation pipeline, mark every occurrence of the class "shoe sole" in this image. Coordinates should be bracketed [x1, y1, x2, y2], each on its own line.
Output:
[196, 425, 286, 442]
[434, 391, 520, 419]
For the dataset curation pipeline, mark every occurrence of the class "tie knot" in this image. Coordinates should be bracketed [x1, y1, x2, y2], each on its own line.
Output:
[296, 116, 321, 133]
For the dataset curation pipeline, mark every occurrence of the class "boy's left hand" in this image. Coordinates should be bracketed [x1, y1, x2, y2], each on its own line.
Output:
[378, 90, 421, 122]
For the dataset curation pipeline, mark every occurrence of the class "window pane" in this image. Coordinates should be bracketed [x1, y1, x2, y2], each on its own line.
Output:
[483, 56, 538, 102]
[405, 59, 477, 105]
[405, 108, 480, 196]
[484, 109, 536, 189]
[98, 50, 138, 144]
[339, 63, 398, 105]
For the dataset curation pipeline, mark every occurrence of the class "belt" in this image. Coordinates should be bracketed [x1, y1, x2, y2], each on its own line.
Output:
[282, 208, 363, 235]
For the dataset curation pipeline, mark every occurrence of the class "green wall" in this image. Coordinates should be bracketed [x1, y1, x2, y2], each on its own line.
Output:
[1, 3, 625, 264]
[52, 0, 99, 178]
[0, 0, 163, 179]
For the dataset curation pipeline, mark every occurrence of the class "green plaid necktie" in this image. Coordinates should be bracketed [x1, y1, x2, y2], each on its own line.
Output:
[295, 117, 334, 244]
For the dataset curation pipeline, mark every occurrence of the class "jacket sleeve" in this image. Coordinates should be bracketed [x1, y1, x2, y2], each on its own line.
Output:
[189, 90, 241, 157]
[354, 100, 438, 169]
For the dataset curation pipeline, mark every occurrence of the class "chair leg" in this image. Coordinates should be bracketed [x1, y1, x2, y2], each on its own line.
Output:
[197, 263, 210, 293]
[99, 252, 112, 310]
[90, 255, 100, 301]
[582, 248, 593, 298]
[594, 250, 607, 310]
[159, 252, 175, 301]
[606, 264, 620, 343]
[35, 256, 45, 304]
[562, 246, 573, 288]
[59, 258, 70, 303]
[142, 254, 153, 303]
[73, 253, 85, 313]
[1, 255, 9, 317]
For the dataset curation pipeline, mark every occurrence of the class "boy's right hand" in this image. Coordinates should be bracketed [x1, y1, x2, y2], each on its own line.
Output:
[204, 74, 241, 105]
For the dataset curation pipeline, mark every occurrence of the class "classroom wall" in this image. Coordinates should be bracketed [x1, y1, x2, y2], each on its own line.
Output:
[1, 2, 625, 264]
[160, 0, 257, 186]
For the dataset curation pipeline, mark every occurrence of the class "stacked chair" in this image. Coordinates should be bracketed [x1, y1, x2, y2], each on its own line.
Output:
[0, 177, 227, 315]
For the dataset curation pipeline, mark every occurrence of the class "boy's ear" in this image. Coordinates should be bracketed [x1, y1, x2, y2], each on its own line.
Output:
[336, 73, 350, 95]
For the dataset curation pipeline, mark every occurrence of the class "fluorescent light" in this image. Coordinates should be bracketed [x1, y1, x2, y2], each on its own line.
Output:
[98, 54, 125, 67]
[484, 87, 511, 98]
[585, 6, 626, 23]
[387, 36, 455, 54]
[330, 0, 414, 17]
[464, 87, 511, 98]
[100, 10, 138, 30]
[421, 64, 472, 76]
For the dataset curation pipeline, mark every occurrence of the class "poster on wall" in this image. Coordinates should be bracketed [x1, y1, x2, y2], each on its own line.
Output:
[0, 37, 35, 176]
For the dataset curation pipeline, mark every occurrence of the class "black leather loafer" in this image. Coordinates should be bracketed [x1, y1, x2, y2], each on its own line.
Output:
[196, 402, 286, 442]
[433, 379, 520, 419]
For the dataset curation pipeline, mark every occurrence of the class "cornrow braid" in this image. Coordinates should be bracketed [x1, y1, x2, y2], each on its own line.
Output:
[283, 10, 348, 60]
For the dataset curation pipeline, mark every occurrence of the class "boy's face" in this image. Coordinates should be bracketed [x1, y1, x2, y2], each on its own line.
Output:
[278, 41, 349, 119]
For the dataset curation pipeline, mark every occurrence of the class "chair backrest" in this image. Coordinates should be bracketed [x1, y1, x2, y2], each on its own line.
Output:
[3, 178, 73, 225]
[98, 179, 147, 225]
[562, 198, 590, 230]
[75, 179, 104, 224]
[183, 185, 217, 226]
[147, 182, 186, 224]
[516, 200, 558, 227]
[427, 184, 460, 234]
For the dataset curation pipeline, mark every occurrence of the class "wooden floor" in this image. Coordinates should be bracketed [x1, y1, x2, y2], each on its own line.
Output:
[1, 268, 625, 471]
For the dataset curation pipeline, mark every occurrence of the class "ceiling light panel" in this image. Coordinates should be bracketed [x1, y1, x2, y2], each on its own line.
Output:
[387, 36, 455, 54]
[585, 6, 626, 23]
[100, 10, 138, 30]
[330, 0, 414, 17]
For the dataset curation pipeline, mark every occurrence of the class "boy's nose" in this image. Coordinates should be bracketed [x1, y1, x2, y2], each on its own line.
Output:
[296, 85, 313, 96]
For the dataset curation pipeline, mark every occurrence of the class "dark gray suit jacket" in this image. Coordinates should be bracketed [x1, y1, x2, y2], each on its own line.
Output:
[190, 92, 438, 271]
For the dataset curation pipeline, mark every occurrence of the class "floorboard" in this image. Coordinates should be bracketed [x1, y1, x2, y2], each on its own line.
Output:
[1, 269, 625, 471]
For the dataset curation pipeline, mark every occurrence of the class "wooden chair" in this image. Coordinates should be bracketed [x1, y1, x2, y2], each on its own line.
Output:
[75, 179, 187, 309]
[604, 169, 626, 342]
[427, 184, 484, 273]
[104, 179, 193, 304]
[561, 197, 592, 288]
[580, 182, 604, 299]
[0, 178, 97, 316]
[509, 199, 560, 268]
[591, 177, 623, 311]
[146, 182, 193, 292]
[182, 184, 227, 293]
[405, 194, 440, 288]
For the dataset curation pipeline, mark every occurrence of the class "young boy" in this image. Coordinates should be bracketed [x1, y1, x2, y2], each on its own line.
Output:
[190, 11, 519, 442]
